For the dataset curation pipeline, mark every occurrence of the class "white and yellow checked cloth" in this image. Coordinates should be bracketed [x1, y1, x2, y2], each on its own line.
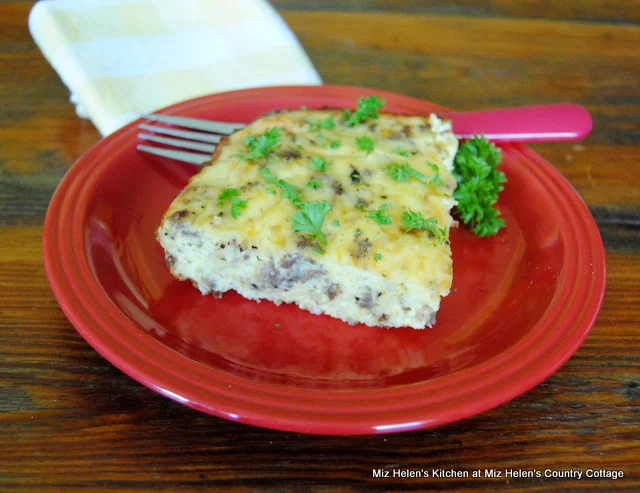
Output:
[29, 0, 322, 135]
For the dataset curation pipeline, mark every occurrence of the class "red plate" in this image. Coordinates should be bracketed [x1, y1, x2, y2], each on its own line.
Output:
[43, 85, 606, 435]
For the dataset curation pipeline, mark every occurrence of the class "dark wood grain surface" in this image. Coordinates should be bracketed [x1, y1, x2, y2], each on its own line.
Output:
[1, 1, 638, 491]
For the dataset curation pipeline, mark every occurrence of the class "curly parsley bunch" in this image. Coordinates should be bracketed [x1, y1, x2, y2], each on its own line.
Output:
[453, 136, 507, 236]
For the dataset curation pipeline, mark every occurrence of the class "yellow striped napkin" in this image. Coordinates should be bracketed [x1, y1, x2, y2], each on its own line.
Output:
[29, 0, 322, 135]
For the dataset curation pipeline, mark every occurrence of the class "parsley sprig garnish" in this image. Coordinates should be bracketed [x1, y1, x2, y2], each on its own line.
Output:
[291, 201, 332, 252]
[402, 209, 446, 243]
[343, 95, 385, 126]
[239, 127, 281, 161]
[368, 202, 392, 225]
[217, 188, 247, 219]
[453, 136, 506, 236]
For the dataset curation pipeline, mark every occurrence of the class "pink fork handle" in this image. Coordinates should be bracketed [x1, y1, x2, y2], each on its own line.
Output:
[444, 103, 592, 143]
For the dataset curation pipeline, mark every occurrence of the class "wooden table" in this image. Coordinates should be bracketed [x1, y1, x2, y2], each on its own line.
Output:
[2, 1, 638, 491]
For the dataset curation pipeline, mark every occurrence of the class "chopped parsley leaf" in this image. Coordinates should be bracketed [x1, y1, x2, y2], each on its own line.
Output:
[343, 95, 385, 126]
[310, 156, 329, 172]
[385, 162, 426, 183]
[260, 167, 278, 184]
[229, 199, 247, 218]
[356, 135, 375, 154]
[386, 162, 444, 189]
[373, 253, 383, 262]
[260, 167, 303, 206]
[279, 181, 303, 206]
[308, 115, 336, 131]
[217, 188, 239, 205]
[427, 163, 443, 187]
[306, 179, 322, 190]
[316, 134, 338, 149]
[332, 220, 340, 227]
[368, 202, 392, 225]
[396, 146, 411, 157]
[291, 201, 332, 252]
[453, 136, 506, 236]
[217, 188, 247, 219]
[402, 210, 446, 243]
[239, 127, 281, 161]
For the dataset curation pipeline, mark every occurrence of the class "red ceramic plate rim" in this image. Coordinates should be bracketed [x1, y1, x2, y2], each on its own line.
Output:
[43, 85, 606, 435]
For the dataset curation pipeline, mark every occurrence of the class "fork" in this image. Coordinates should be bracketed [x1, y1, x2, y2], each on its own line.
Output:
[137, 114, 246, 165]
[137, 103, 592, 165]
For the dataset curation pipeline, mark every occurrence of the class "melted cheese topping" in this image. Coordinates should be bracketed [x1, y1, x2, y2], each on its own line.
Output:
[158, 110, 458, 328]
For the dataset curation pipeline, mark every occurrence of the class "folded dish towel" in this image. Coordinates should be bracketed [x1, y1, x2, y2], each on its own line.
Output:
[29, 0, 322, 135]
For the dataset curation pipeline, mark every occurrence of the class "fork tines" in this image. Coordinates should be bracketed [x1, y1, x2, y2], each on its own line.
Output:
[137, 113, 246, 165]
